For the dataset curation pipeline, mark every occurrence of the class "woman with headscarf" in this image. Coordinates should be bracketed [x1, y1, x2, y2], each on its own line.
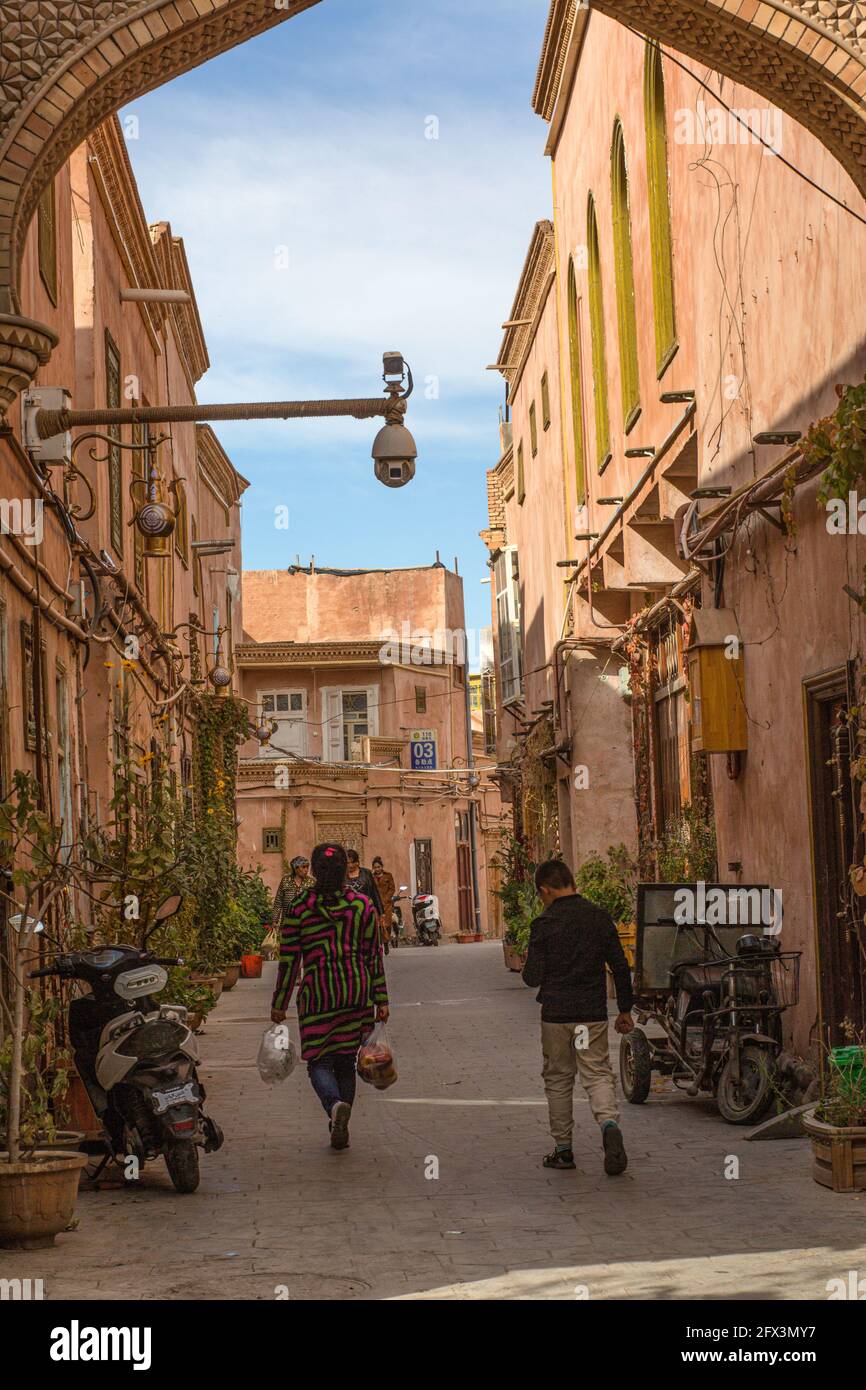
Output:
[372, 856, 397, 950]
[271, 854, 315, 928]
[270, 843, 389, 1150]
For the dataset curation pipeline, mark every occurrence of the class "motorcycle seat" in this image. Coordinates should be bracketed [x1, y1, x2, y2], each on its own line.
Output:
[671, 960, 729, 996]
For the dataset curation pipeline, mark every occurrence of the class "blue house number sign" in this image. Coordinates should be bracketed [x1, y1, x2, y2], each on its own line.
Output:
[410, 729, 437, 771]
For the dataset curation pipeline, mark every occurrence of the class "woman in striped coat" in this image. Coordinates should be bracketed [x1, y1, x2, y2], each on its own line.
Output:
[270, 842, 389, 1150]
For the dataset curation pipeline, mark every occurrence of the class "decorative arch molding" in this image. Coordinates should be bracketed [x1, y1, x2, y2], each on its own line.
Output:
[588, 1, 866, 200]
[1, 0, 866, 413]
[0, 0, 320, 410]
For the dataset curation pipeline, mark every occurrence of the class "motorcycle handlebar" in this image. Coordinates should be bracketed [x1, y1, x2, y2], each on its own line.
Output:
[28, 965, 59, 979]
[152, 957, 182, 967]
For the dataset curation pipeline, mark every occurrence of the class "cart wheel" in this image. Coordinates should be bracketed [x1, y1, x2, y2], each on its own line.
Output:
[717, 1045, 774, 1125]
[620, 1027, 652, 1104]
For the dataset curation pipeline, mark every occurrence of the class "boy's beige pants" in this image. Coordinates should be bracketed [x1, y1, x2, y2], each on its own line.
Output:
[541, 1020, 619, 1145]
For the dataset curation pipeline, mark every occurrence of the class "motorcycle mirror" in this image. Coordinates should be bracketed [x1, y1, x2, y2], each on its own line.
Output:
[153, 894, 183, 923]
[399, 886, 409, 893]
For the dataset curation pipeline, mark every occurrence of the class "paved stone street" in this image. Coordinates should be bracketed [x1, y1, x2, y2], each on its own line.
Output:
[6, 943, 866, 1301]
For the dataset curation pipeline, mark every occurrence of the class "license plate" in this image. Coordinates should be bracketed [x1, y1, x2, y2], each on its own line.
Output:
[152, 1082, 199, 1115]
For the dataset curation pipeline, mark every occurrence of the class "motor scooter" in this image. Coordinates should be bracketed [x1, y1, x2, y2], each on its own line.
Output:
[412, 893, 442, 947]
[391, 889, 442, 945]
[30, 895, 224, 1191]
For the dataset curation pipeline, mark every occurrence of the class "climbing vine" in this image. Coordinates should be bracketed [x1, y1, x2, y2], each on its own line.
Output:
[803, 378, 866, 507]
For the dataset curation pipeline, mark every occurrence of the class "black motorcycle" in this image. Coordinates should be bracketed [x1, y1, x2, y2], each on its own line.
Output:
[30, 895, 223, 1192]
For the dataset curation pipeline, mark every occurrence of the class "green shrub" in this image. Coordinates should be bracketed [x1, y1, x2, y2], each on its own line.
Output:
[575, 844, 637, 924]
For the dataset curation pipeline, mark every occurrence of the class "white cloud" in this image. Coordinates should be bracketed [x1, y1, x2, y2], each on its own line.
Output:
[128, 91, 549, 399]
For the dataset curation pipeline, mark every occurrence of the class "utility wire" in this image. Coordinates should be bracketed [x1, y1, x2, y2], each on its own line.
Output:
[642, 34, 866, 228]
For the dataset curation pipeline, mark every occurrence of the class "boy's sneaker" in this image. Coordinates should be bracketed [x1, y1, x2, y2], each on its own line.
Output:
[603, 1123, 627, 1176]
[330, 1102, 352, 1150]
[543, 1149, 576, 1170]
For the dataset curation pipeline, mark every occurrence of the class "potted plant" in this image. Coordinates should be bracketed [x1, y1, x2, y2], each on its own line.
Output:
[804, 1044, 866, 1192]
[494, 831, 541, 971]
[0, 773, 88, 1249]
[575, 844, 639, 974]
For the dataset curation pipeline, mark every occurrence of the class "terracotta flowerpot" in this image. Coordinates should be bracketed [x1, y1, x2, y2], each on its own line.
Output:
[804, 1111, 866, 1192]
[191, 973, 223, 1001]
[0, 1150, 89, 1250]
[187, 1010, 203, 1033]
[222, 963, 241, 991]
[241, 953, 263, 979]
[473, 933, 484, 942]
[503, 941, 527, 972]
[456, 933, 474, 944]
[38, 1131, 86, 1152]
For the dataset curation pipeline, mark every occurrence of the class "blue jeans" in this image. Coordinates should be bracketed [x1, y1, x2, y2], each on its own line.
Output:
[307, 1054, 357, 1116]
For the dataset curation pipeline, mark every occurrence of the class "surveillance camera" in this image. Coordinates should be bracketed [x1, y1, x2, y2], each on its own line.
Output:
[374, 457, 416, 489]
[372, 421, 418, 489]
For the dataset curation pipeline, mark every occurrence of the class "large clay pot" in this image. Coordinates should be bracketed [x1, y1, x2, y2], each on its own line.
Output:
[191, 973, 223, 1001]
[804, 1111, 866, 1192]
[0, 1151, 89, 1250]
[37, 1131, 86, 1152]
[241, 953, 263, 979]
[222, 963, 241, 991]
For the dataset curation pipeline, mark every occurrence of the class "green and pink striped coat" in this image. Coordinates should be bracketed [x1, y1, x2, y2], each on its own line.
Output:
[272, 889, 388, 1062]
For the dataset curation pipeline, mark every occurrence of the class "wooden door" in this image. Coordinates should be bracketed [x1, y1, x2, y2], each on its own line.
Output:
[805, 668, 866, 1047]
[414, 838, 433, 896]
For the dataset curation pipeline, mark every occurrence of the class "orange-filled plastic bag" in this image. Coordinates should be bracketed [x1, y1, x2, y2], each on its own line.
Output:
[357, 1022, 398, 1091]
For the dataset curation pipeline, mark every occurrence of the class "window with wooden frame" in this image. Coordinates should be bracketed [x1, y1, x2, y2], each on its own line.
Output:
[105, 330, 123, 555]
[320, 685, 380, 763]
[541, 372, 551, 430]
[262, 827, 284, 855]
[21, 618, 37, 753]
[191, 514, 199, 597]
[415, 686, 427, 714]
[587, 193, 612, 472]
[175, 480, 189, 565]
[611, 119, 641, 433]
[567, 257, 586, 505]
[651, 613, 690, 832]
[644, 42, 678, 377]
[529, 401, 538, 458]
[37, 179, 58, 305]
[131, 413, 149, 594]
[56, 666, 74, 859]
[0, 603, 7, 797]
[517, 440, 525, 505]
[259, 689, 307, 758]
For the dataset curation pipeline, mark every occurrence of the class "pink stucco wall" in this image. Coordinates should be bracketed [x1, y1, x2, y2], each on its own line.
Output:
[492, 10, 866, 1051]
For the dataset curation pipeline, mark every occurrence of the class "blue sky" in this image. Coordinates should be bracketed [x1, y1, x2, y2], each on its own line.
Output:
[122, 0, 552, 649]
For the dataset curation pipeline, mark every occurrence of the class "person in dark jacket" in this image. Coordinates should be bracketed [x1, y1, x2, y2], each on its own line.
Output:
[523, 859, 634, 1175]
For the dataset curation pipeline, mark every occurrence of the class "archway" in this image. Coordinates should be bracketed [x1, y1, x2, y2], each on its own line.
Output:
[0, 0, 320, 407]
[588, 1, 866, 198]
[1, 0, 865, 412]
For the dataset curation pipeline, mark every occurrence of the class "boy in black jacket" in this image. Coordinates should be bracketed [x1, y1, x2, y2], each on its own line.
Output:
[523, 859, 634, 1175]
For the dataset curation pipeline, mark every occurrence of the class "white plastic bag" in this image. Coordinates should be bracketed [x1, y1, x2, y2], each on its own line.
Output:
[257, 1024, 297, 1085]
